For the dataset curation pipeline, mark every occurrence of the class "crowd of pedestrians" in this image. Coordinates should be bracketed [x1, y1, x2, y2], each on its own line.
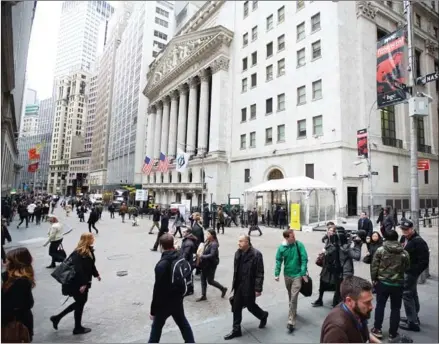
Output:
[1, 193, 432, 344]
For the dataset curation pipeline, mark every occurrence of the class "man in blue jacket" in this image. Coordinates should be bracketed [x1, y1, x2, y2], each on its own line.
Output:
[275, 229, 308, 333]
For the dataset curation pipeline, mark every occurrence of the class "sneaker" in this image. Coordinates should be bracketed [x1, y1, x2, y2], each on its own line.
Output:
[370, 328, 383, 339]
[311, 299, 323, 307]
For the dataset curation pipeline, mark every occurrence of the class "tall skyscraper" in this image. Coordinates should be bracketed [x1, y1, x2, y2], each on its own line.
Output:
[107, 0, 174, 186]
[54, 1, 114, 78]
[85, 69, 99, 152]
[89, 2, 134, 191]
[38, 97, 55, 135]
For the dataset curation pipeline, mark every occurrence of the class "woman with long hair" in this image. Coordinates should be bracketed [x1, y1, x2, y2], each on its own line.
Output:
[172, 210, 184, 238]
[2, 247, 35, 342]
[196, 229, 227, 302]
[191, 212, 205, 276]
[50, 233, 101, 335]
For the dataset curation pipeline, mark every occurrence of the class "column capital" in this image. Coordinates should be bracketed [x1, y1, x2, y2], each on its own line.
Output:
[147, 105, 157, 114]
[178, 83, 189, 95]
[156, 100, 163, 110]
[170, 90, 179, 100]
[199, 69, 211, 82]
[425, 39, 438, 57]
[188, 76, 199, 89]
[210, 56, 230, 73]
[162, 95, 171, 105]
[356, 1, 377, 21]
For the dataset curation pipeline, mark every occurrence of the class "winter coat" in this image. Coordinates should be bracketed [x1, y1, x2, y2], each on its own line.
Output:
[218, 210, 225, 223]
[191, 222, 204, 247]
[119, 205, 128, 214]
[320, 242, 362, 284]
[371, 240, 410, 286]
[1, 224, 12, 246]
[357, 217, 373, 237]
[179, 234, 198, 263]
[87, 209, 99, 224]
[275, 240, 308, 278]
[400, 232, 429, 277]
[62, 249, 99, 296]
[231, 247, 264, 301]
[173, 214, 185, 227]
[44, 222, 63, 246]
[381, 214, 394, 238]
[150, 250, 183, 316]
[368, 233, 383, 260]
[18, 205, 28, 218]
[199, 240, 220, 269]
[338, 242, 362, 278]
[152, 209, 161, 222]
[160, 215, 169, 231]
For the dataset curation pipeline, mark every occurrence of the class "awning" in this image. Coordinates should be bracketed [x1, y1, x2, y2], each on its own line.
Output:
[244, 176, 335, 193]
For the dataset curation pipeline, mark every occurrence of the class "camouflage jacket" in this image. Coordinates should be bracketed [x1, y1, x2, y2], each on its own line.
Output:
[371, 240, 410, 286]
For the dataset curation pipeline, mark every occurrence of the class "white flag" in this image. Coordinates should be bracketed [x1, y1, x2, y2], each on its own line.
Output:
[175, 149, 190, 173]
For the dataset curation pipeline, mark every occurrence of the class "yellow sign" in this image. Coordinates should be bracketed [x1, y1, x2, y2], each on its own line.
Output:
[289, 203, 301, 230]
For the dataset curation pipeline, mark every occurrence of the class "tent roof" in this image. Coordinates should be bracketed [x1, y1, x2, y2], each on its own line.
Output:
[244, 176, 335, 193]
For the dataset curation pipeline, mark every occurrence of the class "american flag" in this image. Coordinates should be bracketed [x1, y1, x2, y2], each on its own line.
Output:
[142, 155, 154, 175]
[158, 152, 169, 173]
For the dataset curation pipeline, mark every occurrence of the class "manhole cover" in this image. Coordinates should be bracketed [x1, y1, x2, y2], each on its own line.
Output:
[107, 254, 132, 260]
[116, 270, 128, 277]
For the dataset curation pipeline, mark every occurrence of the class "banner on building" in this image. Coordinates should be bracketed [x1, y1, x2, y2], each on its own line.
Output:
[28, 147, 40, 160]
[357, 129, 368, 158]
[175, 149, 190, 173]
[376, 27, 407, 108]
[28, 162, 39, 173]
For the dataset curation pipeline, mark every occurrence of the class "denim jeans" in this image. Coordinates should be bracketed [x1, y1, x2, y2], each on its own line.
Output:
[402, 273, 420, 324]
[148, 303, 194, 343]
[373, 281, 403, 336]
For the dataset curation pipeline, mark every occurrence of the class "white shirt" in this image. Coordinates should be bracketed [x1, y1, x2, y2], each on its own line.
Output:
[44, 222, 64, 246]
[27, 203, 36, 214]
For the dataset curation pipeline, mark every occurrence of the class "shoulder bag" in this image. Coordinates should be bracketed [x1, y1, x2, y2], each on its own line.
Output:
[296, 242, 313, 297]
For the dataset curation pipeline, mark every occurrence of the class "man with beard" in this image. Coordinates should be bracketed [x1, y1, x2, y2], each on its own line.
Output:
[320, 276, 381, 343]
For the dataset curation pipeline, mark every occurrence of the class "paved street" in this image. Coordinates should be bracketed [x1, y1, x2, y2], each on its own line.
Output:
[4, 209, 438, 343]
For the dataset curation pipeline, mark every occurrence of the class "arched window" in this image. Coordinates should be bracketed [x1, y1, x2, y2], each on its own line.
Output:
[188, 169, 193, 183]
[178, 172, 182, 183]
[268, 168, 284, 180]
[169, 172, 172, 183]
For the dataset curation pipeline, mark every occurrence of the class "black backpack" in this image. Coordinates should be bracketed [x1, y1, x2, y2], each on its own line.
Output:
[171, 257, 193, 297]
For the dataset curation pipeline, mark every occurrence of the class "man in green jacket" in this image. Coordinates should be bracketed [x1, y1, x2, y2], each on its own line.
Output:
[275, 229, 308, 333]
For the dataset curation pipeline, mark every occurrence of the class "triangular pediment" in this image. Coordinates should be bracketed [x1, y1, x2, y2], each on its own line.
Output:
[145, 25, 233, 97]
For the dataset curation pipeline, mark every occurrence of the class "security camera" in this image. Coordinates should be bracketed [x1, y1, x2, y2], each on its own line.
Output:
[416, 92, 433, 103]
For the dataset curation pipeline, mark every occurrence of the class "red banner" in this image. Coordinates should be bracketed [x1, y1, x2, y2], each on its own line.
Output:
[357, 129, 368, 158]
[28, 162, 39, 173]
[417, 159, 430, 171]
[28, 148, 40, 160]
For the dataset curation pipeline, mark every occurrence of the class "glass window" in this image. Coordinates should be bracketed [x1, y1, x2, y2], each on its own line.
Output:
[381, 106, 396, 139]
[297, 86, 306, 104]
[241, 108, 247, 122]
[278, 58, 285, 76]
[297, 48, 305, 66]
[267, 14, 274, 31]
[278, 34, 285, 51]
[298, 119, 307, 137]
[244, 1, 249, 18]
[252, 1, 258, 10]
[266, 42, 273, 57]
[250, 131, 256, 147]
[251, 73, 257, 87]
[277, 124, 285, 142]
[240, 134, 246, 149]
[312, 40, 321, 59]
[250, 104, 256, 119]
[312, 79, 322, 99]
[278, 6, 285, 23]
[266, 98, 273, 114]
[311, 13, 321, 32]
[245, 168, 251, 182]
[265, 127, 273, 144]
[297, 0, 305, 10]
[252, 51, 258, 65]
[297, 22, 305, 40]
[242, 78, 248, 92]
[243, 33, 248, 46]
[277, 93, 285, 111]
[313, 115, 323, 136]
[305, 164, 314, 179]
[266, 65, 273, 81]
[393, 166, 399, 183]
[242, 57, 248, 71]
[252, 26, 258, 41]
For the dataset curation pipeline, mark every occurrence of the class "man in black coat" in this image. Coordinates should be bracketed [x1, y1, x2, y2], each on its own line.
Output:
[380, 206, 394, 238]
[148, 233, 194, 343]
[358, 211, 374, 248]
[398, 219, 429, 333]
[87, 207, 99, 234]
[151, 210, 169, 252]
[149, 206, 161, 234]
[224, 234, 268, 340]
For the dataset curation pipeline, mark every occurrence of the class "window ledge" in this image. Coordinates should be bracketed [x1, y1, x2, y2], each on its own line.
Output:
[241, 90, 247, 94]
[266, 54, 273, 59]
[242, 68, 248, 72]
[313, 133, 323, 138]
[312, 97, 323, 102]
[265, 142, 273, 145]
[251, 85, 257, 89]
[240, 120, 247, 124]
[252, 38, 257, 42]
[311, 56, 322, 62]
[243, 43, 248, 48]
[265, 112, 273, 116]
[266, 27, 273, 33]
[311, 27, 321, 35]
[297, 102, 306, 106]
[250, 117, 256, 121]
[297, 136, 307, 140]
[240, 147, 246, 150]
[249, 145, 256, 149]
[297, 63, 306, 69]
[277, 108, 285, 113]
[296, 37, 305, 43]
[251, 63, 257, 67]
[277, 72, 285, 77]
[277, 139, 286, 143]
[278, 47, 285, 53]
[266, 78, 273, 82]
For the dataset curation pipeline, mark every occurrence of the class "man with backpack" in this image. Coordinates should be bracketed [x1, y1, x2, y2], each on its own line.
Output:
[148, 233, 195, 343]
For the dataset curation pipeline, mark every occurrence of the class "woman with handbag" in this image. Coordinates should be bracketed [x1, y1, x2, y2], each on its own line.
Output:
[44, 215, 64, 269]
[50, 233, 101, 335]
[1, 247, 35, 343]
[196, 229, 227, 302]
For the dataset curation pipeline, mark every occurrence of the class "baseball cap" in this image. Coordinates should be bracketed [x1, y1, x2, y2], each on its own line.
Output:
[399, 219, 413, 230]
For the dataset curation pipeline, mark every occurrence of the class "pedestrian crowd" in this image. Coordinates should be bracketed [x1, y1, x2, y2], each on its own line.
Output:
[1, 194, 431, 343]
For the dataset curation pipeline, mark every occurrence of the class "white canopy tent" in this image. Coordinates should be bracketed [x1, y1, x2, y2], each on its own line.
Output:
[244, 176, 337, 227]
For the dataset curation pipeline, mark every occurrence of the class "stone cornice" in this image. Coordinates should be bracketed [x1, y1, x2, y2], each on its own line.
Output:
[425, 39, 439, 57]
[210, 56, 230, 73]
[356, 1, 377, 21]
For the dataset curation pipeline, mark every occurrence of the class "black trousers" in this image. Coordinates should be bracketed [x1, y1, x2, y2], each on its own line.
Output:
[248, 225, 262, 236]
[48, 239, 63, 266]
[17, 216, 29, 228]
[317, 278, 341, 306]
[373, 281, 403, 336]
[174, 226, 182, 238]
[153, 230, 168, 250]
[1, 245, 6, 263]
[55, 290, 88, 329]
[201, 265, 225, 296]
[232, 289, 266, 331]
[216, 222, 224, 234]
[29, 213, 35, 222]
[35, 214, 42, 225]
[110, 211, 115, 218]
[88, 222, 98, 233]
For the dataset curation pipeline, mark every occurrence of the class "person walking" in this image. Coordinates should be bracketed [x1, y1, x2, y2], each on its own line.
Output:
[1, 218, 12, 264]
[380, 206, 394, 239]
[216, 206, 225, 234]
[148, 233, 195, 343]
[224, 234, 268, 340]
[320, 276, 380, 343]
[274, 229, 308, 333]
[42, 202, 50, 222]
[179, 228, 198, 266]
[358, 212, 374, 249]
[278, 207, 286, 229]
[34, 203, 42, 226]
[43, 215, 64, 269]
[196, 229, 227, 302]
[108, 203, 115, 219]
[370, 230, 411, 342]
[248, 207, 262, 236]
[50, 233, 101, 335]
[191, 213, 205, 276]
[27, 201, 36, 223]
[151, 210, 169, 252]
[65, 203, 72, 217]
[2, 247, 35, 342]
[149, 206, 161, 234]
[87, 207, 99, 234]
[398, 219, 429, 333]
[172, 210, 184, 238]
[119, 202, 128, 223]
[17, 202, 29, 229]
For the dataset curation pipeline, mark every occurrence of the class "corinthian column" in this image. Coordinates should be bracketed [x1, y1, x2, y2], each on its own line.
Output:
[146, 105, 156, 159]
[197, 69, 210, 156]
[160, 96, 171, 156]
[154, 102, 163, 160]
[176, 84, 188, 152]
[186, 77, 198, 156]
[167, 90, 179, 160]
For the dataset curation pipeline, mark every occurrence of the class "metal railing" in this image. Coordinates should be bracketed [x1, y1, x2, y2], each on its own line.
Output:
[382, 136, 403, 148]
[418, 144, 432, 154]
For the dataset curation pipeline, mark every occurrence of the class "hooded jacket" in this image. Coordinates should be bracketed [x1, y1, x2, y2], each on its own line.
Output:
[275, 240, 308, 278]
[371, 240, 410, 286]
[179, 234, 198, 262]
[399, 231, 429, 277]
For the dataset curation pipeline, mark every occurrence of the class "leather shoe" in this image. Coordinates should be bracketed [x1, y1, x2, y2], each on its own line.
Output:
[73, 327, 92, 335]
[221, 287, 228, 298]
[224, 330, 242, 340]
[399, 322, 420, 332]
[259, 311, 268, 328]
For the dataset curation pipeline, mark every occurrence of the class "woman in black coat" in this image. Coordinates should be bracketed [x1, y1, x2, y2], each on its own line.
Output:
[50, 233, 101, 335]
[197, 229, 227, 301]
[1, 220, 12, 263]
[87, 207, 99, 234]
[2, 247, 35, 342]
